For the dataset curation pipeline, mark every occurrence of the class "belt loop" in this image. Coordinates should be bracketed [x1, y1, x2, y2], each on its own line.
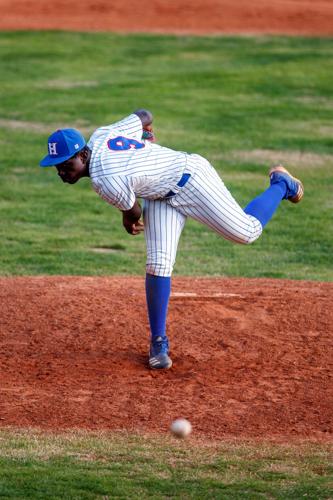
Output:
[165, 172, 191, 198]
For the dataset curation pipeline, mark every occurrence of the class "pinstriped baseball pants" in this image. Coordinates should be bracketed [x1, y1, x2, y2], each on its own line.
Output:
[144, 154, 262, 277]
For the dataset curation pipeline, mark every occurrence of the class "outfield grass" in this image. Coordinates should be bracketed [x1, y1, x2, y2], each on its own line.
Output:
[0, 32, 332, 279]
[0, 430, 331, 499]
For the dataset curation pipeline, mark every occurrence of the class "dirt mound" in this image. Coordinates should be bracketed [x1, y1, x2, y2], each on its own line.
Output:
[0, 276, 332, 441]
[1, 0, 332, 36]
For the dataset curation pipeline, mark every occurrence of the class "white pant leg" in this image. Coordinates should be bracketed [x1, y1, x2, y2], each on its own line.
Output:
[168, 155, 262, 245]
[144, 199, 187, 277]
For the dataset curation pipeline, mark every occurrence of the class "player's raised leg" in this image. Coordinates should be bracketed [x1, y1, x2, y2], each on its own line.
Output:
[169, 156, 262, 244]
[144, 199, 187, 369]
[169, 156, 303, 244]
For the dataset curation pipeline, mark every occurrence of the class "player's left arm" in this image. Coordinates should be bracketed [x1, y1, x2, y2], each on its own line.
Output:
[122, 199, 144, 235]
[107, 109, 155, 142]
[133, 109, 153, 128]
[134, 109, 156, 142]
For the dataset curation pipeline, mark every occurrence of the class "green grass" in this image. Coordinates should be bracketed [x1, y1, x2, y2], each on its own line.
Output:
[0, 429, 332, 499]
[0, 32, 332, 279]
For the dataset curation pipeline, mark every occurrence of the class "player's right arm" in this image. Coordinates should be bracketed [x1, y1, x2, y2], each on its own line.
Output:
[92, 177, 143, 235]
[122, 199, 144, 235]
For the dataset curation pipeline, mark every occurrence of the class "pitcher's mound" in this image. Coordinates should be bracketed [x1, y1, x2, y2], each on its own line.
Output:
[0, 276, 332, 441]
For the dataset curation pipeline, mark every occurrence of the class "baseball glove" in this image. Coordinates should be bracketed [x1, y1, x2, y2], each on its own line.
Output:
[142, 125, 155, 142]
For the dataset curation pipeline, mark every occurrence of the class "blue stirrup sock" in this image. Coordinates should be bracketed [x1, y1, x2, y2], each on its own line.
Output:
[145, 273, 171, 341]
[244, 182, 287, 227]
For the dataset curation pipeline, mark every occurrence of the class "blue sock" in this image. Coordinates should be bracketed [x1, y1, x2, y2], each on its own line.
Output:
[145, 273, 171, 341]
[244, 182, 286, 227]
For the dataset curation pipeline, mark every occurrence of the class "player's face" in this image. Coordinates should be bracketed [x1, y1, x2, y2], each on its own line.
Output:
[56, 154, 87, 184]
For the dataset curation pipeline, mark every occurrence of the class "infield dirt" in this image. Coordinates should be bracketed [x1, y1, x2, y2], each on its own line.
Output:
[0, 277, 332, 441]
[0, 0, 333, 36]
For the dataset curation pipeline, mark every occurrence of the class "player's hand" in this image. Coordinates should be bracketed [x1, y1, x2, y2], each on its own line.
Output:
[130, 220, 144, 235]
[122, 201, 143, 235]
[123, 215, 144, 235]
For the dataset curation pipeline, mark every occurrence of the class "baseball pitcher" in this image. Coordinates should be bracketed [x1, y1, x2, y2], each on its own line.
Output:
[40, 109, 304, 369]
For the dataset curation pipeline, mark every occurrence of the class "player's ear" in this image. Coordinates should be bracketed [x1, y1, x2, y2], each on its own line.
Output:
[79, 146, 89, 163]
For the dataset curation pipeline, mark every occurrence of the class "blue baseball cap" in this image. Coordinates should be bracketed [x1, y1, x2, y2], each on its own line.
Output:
[40, 128, 86, 167]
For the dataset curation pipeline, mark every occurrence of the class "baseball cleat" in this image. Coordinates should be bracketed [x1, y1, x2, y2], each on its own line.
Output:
[149, 336, 172, 369]
[269, 165, 304, 203]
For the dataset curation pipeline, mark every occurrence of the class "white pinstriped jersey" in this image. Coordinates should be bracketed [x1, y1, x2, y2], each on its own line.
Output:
[88, 114, 188, 210]
[87, 112, 263, 278]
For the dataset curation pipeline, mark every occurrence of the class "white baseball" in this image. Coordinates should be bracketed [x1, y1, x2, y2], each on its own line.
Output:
[170, 418, 192, 438]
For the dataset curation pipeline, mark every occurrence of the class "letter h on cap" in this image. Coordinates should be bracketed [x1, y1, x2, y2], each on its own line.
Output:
[48, 142, 58, 155]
